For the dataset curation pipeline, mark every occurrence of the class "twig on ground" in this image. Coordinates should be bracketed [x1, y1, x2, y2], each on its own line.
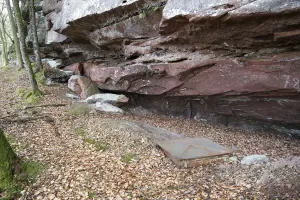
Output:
[0, 113, 18, 120]
[23, 103, 67, 109]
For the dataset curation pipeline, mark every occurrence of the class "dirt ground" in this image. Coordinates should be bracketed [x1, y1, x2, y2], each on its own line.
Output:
[0, 66, 299, 199]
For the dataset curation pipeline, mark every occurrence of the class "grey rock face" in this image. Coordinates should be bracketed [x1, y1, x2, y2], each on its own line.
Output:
[43, 0, 58, 15]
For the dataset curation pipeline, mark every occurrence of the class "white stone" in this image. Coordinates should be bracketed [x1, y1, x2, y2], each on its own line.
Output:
[66, 93, 80, 100]
[46, 29, 68, 44]
[92, 102, 124, 114]
[42, 58, 62, 68]
[68, 75, 81, 92]
[241, 155, 269, 165]
[85, 93, 128, 106]
[53, 0, 141, 31]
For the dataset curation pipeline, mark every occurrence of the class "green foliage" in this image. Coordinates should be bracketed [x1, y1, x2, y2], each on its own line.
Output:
[19, 161, 46, 183]
[88, 191, 97, 199]
[0, 129, 45, 199]
[83, 138, 109, 152]
[0, 65, 9, 71]
[0, 184, 21, 200]
[15, 88, 43, 105]
[74, 127, 108, 152]
[0, 161, 45, 200]
[121, 153, 137, 164]
[67, 105, 91, 116]
[139, 12, 147, 19]
[139, 4, 161, 19]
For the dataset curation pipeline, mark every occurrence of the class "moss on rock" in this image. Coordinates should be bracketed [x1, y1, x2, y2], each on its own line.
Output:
[0, 129, 19, 191]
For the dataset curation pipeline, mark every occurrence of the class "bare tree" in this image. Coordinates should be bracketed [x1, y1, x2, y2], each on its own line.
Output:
[3, 0, 23, 68]
[0, 3, 8, 66]
[0, 18, 8, 66]
[29, 0, 42, 71]
[6, 0, 41, 94]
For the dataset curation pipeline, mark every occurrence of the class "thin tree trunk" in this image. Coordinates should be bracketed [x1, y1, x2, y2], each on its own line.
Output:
[0, 22, 8, 66]
[0, 129, 19, 190]
[29, 0, 42, 71]
[4, 0, 23, 69]
[11, 0, 41, 94]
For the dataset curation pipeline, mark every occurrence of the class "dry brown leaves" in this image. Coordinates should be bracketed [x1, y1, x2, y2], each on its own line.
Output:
[0, 67, 299, 199]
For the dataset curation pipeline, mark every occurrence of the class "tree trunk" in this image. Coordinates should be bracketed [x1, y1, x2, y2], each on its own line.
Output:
[4, 0, 23, 69]
[29, 0, 42, 71]
[0, 129, 19, 190]
[0, 22, 8, 66]
[11, 0, 41, 94]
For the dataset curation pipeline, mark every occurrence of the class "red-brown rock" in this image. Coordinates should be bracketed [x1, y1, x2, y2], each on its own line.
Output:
[61, 63, 83, 75]
[78, 76, 100, 99]
[83, 53, 300, 96]
[68, 75, 82, 96]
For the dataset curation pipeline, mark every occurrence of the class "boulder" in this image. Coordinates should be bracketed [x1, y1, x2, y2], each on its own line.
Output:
[68, 75, 100, 99]
[241, 155, 269, 165]
[43, 63, 73, 83]
[85, 93, 129, 106]
[61, 63, 83, 75]
[92, 102, 124, 114]
[78, 76, 100, 99]
[46, 29, 67, 44]
[67, 75, 82, 96]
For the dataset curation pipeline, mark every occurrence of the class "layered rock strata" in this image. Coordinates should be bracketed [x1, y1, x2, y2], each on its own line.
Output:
[42, 0, 300, 136]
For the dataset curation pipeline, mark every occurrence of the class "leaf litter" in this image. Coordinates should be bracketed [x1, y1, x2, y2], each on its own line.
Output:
[0, 66, 299, 199]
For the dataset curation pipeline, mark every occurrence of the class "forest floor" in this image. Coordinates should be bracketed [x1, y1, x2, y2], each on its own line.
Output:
[0, 66, 299, 200]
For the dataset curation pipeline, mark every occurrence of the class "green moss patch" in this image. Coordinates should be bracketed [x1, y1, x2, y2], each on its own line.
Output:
[35, 71, 46, 85]
[19, 161, 46, 183]
[83, 138, 109, 152]
[68, 105, 91, 116]
[15, 88, 43, 105]
[74, 127, 86, 137]
[120, 153, 137, 164]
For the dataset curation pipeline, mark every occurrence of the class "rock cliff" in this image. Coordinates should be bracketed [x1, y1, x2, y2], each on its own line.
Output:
[40, 0, 300, 136]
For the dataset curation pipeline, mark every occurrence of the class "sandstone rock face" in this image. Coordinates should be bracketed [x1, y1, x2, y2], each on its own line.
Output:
[68, 75, 100, 99]
[42, 0, 300, 136]
[62, 63, 82, 75]
[78, 76, 100, 99]
[68, 75, 82, 96]
[83, 54, 300, 96]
